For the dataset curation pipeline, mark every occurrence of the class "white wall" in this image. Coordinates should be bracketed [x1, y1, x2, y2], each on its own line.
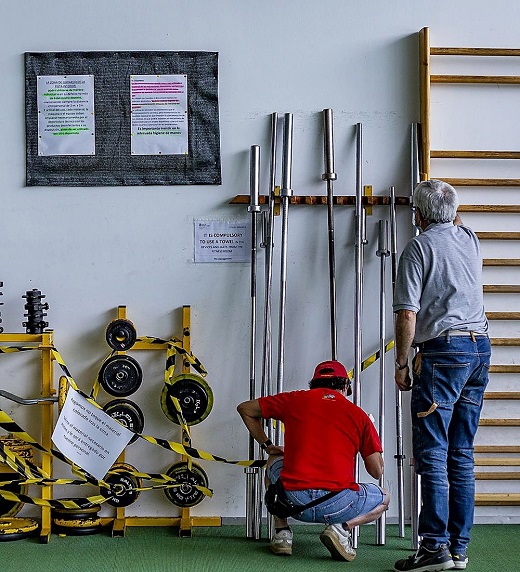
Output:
[1, 1, 519, 523]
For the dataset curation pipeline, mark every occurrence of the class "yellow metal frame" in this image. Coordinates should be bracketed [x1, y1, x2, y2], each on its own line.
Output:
[0, 331, 55, 543]
[106, 305, 221, 537]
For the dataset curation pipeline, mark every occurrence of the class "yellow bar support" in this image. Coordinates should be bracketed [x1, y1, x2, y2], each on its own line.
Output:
[39, 331, 54, 543]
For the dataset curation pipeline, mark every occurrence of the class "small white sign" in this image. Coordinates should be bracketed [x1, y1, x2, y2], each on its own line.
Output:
[194, 219, 250, 263]
[52, 388, 133, 481]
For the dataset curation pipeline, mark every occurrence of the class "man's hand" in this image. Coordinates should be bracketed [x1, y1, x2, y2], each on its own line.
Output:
[395, 366, 412, 391]
[265, 444, 285, 456]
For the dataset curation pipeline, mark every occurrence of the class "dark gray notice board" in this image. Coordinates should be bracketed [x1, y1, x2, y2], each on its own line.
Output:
[25, 51, 221, 186]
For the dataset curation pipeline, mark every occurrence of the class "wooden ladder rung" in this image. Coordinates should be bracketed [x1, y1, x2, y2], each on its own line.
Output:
[475, 472, 520, 480]
[460, 205, 520, 213]
[489, 365, 520, 374]
[431, 75, 520, 84]
[432, 150, 520, 159]
[486, 312, 520, 320]
[444, 178, 520, 187]
[490, 338, 520, 346]
[479, 419, 520, 427]
[484, 285, 520, 293]
[477, 232, 520, 240]
[475, 445, 520, 453]
[431, 47, 520, 57]
[484, 259, 520, 266]
[484, 391, 520, 399]
[475, 458, 520, 466]
[475, 493, 520, 506]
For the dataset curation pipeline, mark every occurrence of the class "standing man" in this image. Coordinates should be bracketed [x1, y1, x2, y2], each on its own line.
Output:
[237, 360, 389, 561]
[393, 179, 490, 572]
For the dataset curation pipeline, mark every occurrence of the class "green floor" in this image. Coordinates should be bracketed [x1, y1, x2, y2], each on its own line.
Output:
[1, 524, 516, 572]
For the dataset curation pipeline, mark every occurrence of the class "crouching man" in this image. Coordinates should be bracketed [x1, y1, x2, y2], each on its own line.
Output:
[237, 360, 390, 560]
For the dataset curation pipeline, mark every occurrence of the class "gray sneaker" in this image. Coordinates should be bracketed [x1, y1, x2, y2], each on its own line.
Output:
[270, 528, 292, 556]
[320, 524, 356, 561]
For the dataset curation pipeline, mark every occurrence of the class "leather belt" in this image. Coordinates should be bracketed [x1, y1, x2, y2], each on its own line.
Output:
[438, 330, 488, 337]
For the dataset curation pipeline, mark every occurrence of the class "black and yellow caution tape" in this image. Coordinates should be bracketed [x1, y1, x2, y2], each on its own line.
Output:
[137, 336, 207, 378]
[0, 341, 216, 510]
[347, 340, 395, 380]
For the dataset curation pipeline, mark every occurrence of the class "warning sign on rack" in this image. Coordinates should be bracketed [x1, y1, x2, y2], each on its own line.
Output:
[53, 388, 133, 480]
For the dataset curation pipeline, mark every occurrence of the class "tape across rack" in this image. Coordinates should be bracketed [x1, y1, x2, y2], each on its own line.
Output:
[0, 338, 395, 510]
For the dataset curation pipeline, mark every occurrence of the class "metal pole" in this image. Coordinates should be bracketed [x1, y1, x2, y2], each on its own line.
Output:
[354, 122, 365, 405]
[275, 112, 293, 446]
[411, 458, 422, 550]
[260, 112, 279, 543]
[376, 220, 389, 545]
[246, 145, 262, 540]
[410, 123, 422, 549]
[389, 185, 406, 538]
[322, 109, 338, 360]
[352, 122, 365, 549]
[261, 112, 278, 406]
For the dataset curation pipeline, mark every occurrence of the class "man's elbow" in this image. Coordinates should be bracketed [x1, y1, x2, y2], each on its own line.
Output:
[397, 309, 416, 323]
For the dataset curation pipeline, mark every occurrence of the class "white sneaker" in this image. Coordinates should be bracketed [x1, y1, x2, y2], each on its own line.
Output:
[451, 553, 468, 570]
[320, 524, 356, 561]
[270, 528, 293, 556]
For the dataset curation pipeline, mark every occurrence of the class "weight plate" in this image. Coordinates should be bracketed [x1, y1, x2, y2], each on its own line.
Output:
[160, 374, 213, 426]
[105, 319, 137, 351]
[102, 399, 144, 444]
[163, 462, 208, 508]
[101, 463, 141, 507]
[0, 517, 39, 541]
[53, 524, 104, 536]
[52, 499, 101, 519]
[98, 355, 143, 397]
[0, 475, 28, 518]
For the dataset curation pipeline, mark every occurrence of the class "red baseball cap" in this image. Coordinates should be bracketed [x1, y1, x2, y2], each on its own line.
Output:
[313, 360, 348, 380]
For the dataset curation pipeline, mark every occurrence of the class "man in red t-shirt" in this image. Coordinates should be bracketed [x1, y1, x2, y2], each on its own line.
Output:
[237, 360, 389, 560]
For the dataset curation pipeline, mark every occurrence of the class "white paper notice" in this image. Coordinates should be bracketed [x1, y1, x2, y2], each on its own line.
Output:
[130, 74, 188, 155]
[194, 219, 251, 263]
[37, 75, 95, 156]
[52, 388, 133, 481]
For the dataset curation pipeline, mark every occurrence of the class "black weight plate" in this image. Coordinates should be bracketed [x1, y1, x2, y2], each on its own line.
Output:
[164, 462, 208, 508]
[101, 464, 141, 507]
[0, 475, 28, 518]
[0, 517, 39, 541]
[105, 319, 137, 351]
[98, 355, 143, 397]
[54, 525, 104, 536]
[102, 399, 144, 444]
[53, 515, 104, 536]
[160, 374, 213, 426]
[52, 499, 101, 519]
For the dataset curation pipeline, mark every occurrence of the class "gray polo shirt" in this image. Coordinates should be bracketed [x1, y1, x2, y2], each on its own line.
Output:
[393, 222, 488, 344]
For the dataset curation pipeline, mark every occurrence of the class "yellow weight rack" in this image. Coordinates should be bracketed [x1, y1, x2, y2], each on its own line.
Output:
[103, 305, 221, 537]
[0, 330, 55, 543]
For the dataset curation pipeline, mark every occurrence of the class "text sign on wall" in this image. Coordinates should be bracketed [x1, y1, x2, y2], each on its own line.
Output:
[130, 74, 188, 155]
[194, 219, 250, 263]
[37, 75, 95, 156]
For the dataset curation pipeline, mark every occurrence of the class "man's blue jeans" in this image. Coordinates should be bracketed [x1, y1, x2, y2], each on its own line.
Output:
[412, 334, 490, 554]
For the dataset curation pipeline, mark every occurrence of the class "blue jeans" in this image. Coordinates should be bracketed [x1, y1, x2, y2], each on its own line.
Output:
[266, 458, 385, 524]
[412, 334, 490, 554]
